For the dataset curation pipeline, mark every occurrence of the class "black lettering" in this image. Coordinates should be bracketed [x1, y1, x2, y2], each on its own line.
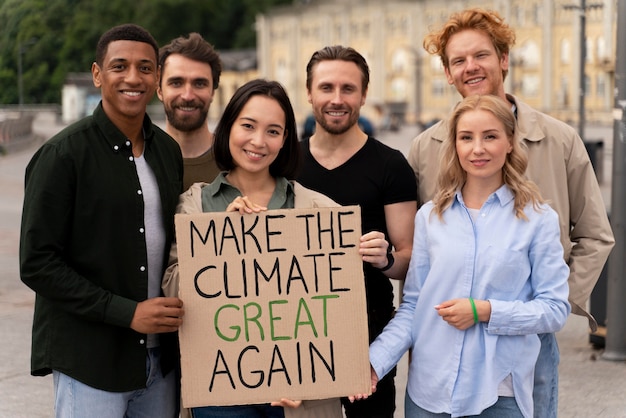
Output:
[328, 252, 350, 292]
[302, 253, 324, 293]
[268, 344, 291, 387]
[253, 257, 281, 296]
[265, 214, 287, 252]
[240, 215, 262, 254]
[238, 346, 264, 389]
[286, 255, 308, 294]
[220, 217, 241, 255]
[309, 340, 335, 383]
[337, 210, 357, 248]
[194, 265, 220, 298]
[209, 350, 236, 391]
[296, 341, 303, 384]
[190, 219, 218, 257]
[224, 260, 243, 299]
[296, 214, 315, 250]
[316, 211, 335, 250]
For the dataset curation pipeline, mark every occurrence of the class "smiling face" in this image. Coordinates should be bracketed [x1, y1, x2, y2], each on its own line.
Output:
[307, 60, 366, 135]
[444, 29, 508, 100]
[157, 54, 214, 132]
[92, 40, 158, 126]
[228, 95, 286, 176]
[455, 108, 512, 189]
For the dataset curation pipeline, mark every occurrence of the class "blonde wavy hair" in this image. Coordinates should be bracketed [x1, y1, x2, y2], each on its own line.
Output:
[432, 95, 544, 221]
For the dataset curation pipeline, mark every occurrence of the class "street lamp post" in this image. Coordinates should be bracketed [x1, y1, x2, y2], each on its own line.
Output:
[564, 0, 603, 139]
[604, 0, 626, 361]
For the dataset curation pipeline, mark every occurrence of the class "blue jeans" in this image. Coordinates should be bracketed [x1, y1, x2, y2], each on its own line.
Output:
[533, 332, 559, 418]
[405, 392, 523, 417]
[191, 404, 284, 418]
[53, 347, 177, 418]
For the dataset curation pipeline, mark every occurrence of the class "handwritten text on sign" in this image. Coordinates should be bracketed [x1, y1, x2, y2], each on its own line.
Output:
[174, 206, 371, 408]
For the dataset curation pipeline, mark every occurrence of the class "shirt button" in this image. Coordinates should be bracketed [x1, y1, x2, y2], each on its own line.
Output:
[139, 339, 145, 345]
[126, 140, 131, 147]
[129, 156, 134, 162]
[113, 145, 119, 151]
[137, 190, 142, 195]
[139, 227, 144, 233]
[140, 266, 146, 272]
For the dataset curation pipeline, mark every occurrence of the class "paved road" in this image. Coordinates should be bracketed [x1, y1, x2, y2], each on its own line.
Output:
[1, 115, 625, 417]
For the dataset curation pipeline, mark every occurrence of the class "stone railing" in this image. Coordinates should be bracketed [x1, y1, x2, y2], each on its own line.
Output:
[0, 114, 35, 155]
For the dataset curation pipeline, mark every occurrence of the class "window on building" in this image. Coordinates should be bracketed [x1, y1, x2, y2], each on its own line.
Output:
[597, 37, 607, 61]
[392, 49, 408, 74]
[533, 3, 542, 25]
[597, 74, 607, 99]
[561, 39, 570, 64]
[432, 79, 445, 97]
[522, 75, 540, 97]
[557, 76, 570, 107]
[430, 55, 443, 72]
[391, 78, 407, 101]
[520, 41, 539, 68]
[586, 37, 594, 63]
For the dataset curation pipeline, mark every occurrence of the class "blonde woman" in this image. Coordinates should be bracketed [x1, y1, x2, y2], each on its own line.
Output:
[362, 95, 570, 417]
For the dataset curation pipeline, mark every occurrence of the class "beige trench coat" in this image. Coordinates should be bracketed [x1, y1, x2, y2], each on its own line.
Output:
[407, 94, 614, 330]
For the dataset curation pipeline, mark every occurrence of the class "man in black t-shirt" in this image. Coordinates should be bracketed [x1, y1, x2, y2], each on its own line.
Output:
[297, 45, 417, 418]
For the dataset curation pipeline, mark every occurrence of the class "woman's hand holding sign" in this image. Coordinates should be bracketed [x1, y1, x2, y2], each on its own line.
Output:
[226, 195, 267, 214]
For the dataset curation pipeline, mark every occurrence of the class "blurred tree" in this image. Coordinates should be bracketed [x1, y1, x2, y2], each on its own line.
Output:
[0, 0, 291, 104]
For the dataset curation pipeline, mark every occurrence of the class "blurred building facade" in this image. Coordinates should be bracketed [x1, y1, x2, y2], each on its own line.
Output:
[256, 0, 616, 128]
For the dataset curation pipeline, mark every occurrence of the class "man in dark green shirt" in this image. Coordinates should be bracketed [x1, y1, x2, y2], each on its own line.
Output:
[20, 24, 184, 417]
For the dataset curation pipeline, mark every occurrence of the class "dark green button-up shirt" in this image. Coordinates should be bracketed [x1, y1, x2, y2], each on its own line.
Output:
[20, 102, 183, 391]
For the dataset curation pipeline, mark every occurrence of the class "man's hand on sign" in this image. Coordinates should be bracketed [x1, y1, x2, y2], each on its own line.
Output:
[348, 365, 378, 403]
[226, 195, 268, 214]
[358, 231, 389, 269]
[270, 399, 303, 409]
[130, 297, 184, 334]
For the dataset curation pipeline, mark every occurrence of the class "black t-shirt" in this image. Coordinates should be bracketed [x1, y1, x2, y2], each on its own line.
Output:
[298, 137, 417, 340]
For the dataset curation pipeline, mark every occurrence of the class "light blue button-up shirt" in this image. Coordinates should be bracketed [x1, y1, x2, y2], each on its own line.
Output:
[369, 185, 570, 418]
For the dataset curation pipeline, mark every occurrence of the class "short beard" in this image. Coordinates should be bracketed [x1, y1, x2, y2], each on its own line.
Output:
[314, 110, 359, 136]
[165, 106, 208, 132]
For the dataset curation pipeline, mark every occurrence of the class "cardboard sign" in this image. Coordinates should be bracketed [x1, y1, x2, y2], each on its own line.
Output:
[174, 205, 371, 408]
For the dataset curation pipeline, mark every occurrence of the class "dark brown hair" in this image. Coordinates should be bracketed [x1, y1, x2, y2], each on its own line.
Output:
[159, 33, 222, 89]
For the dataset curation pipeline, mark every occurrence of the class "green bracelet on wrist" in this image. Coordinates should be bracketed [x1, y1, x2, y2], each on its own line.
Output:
[469, 297, 479, 324]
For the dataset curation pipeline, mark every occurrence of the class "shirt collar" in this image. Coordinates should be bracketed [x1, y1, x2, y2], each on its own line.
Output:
[204, 172, 295, 204]
[93, 101, 156, 154]
[455, 184, 514, 208]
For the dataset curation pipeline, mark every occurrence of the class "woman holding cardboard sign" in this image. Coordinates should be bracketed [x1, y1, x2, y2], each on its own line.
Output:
[358, 95, 571, 417]
[163, 79, 347, 418]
